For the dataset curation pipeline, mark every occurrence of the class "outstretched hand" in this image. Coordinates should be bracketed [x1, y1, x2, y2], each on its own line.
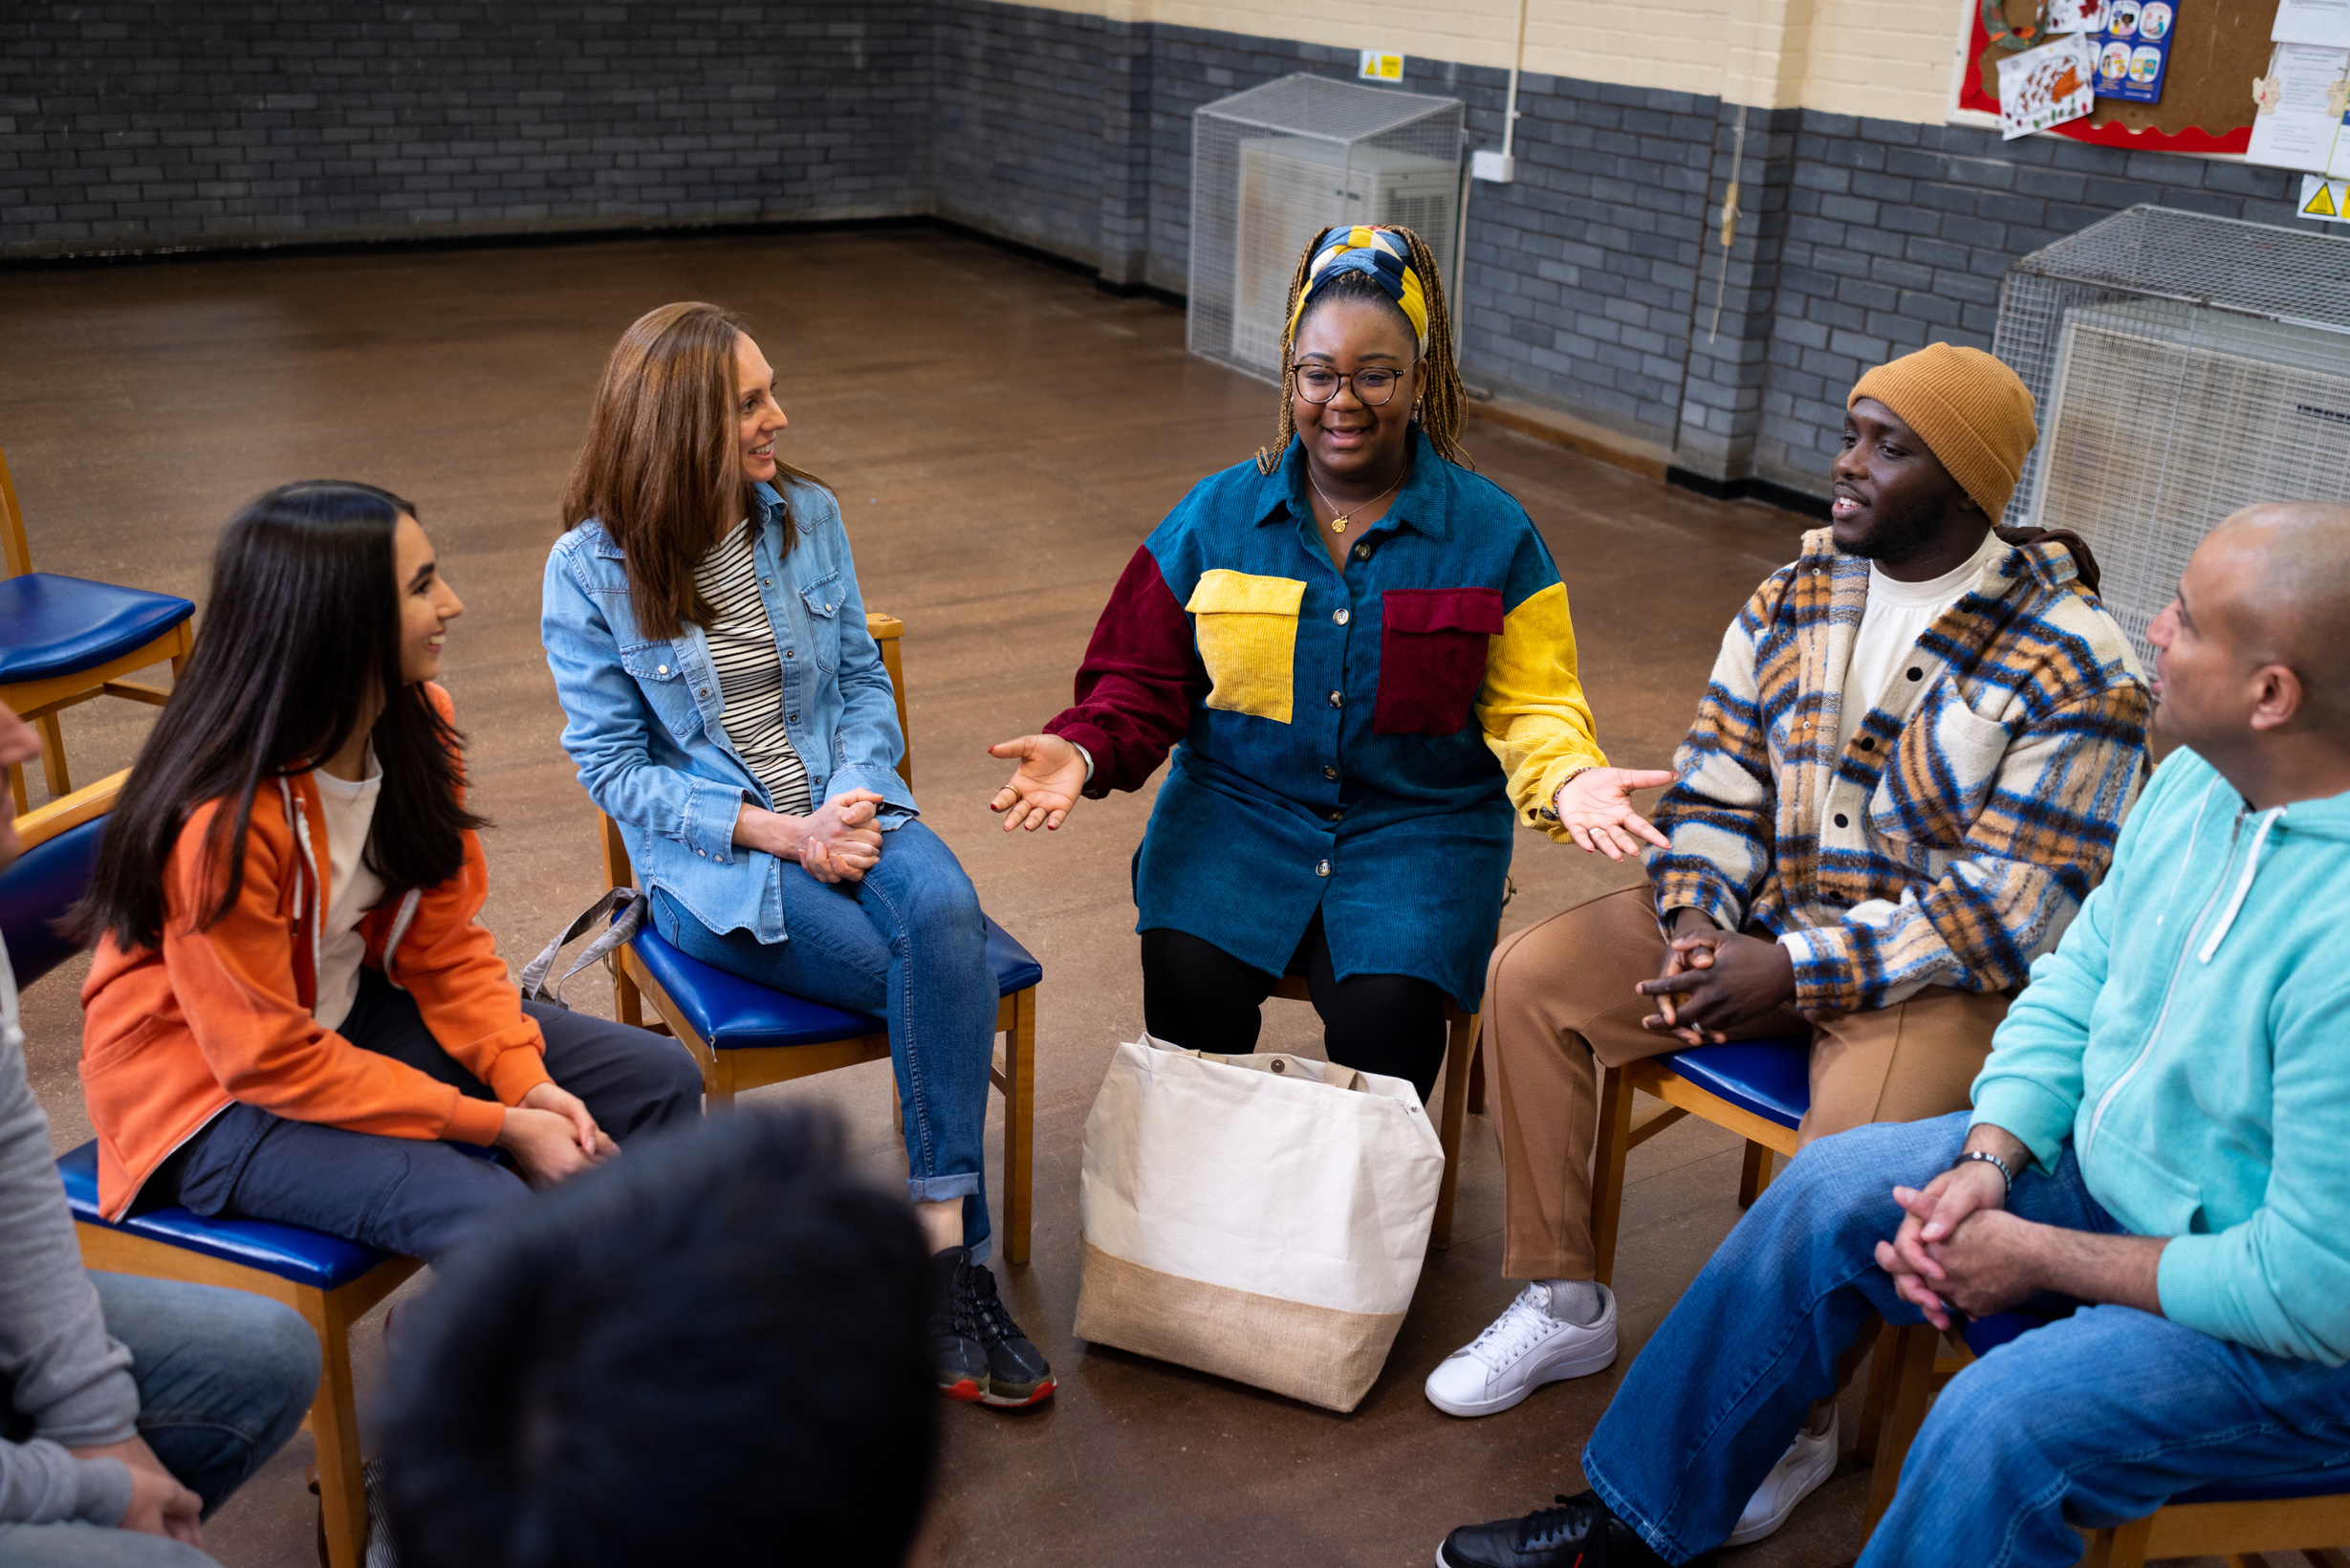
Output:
[989, 734, 1086, 832]
[1555, 767, 1677, 860]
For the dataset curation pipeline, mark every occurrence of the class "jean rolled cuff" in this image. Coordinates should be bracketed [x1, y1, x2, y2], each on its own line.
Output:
[907, 1172, 981, 1205]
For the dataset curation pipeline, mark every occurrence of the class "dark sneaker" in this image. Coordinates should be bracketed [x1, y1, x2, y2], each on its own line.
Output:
[930, 1247, 990, 1402]
[1436, 1491, 1707, 1568]
[966, 1256, 1055, 1408]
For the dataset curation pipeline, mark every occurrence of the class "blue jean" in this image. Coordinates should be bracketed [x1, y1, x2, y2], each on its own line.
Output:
[165, 969, 704, 1263]
[650, 818, 999, 1260]
[0, 1273, 317, 1564]
[1582, 1112, 2350, 1567]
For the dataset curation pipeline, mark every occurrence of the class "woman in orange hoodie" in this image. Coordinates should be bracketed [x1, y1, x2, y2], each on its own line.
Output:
[73, 481, 702, 1258]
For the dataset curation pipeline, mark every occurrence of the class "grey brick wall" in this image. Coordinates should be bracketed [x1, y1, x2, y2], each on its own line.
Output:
[3, 0, 2330, 507]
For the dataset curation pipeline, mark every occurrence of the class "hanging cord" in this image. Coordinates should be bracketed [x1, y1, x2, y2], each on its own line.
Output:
[1708, 100, 1749, 341]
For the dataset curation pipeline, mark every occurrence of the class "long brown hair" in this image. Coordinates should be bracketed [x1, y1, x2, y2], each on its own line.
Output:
[560, 301, 828, 641]
[1257, 224, 1470, 474]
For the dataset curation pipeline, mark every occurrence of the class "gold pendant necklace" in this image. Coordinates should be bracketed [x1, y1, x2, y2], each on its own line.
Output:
[1309, 467, 1403, 537]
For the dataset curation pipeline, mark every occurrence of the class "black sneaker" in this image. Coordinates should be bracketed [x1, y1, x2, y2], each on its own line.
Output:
[1436, 1491, 1708, 1568]
[931, 1247, 990, 1403]
[965, 1255, 1055, 1409]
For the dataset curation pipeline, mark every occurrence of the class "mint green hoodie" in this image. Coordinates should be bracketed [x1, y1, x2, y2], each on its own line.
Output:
[1970, 746, 2350, 1365]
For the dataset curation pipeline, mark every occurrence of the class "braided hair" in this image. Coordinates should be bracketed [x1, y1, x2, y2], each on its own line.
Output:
[1256, 223, 1470, 475]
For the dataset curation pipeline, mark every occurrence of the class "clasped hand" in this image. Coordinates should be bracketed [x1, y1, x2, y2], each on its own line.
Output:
[66, 1436, 201, 1545]
[495, 1081, 619, 1187]
[1636, 913, 1798, 1045]
[1872, 1160, 2037, 1331]
[738, 790, 885, 882]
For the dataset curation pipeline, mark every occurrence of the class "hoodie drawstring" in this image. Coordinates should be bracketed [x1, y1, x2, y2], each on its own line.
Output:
[2197, 805, 2285, 964]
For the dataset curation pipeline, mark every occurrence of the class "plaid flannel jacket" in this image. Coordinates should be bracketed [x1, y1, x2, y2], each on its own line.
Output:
[1645, 528, 2151, 1015]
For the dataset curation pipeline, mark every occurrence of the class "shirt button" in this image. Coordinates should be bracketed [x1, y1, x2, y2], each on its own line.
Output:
[698, 687, 709, 698]
[657, 664, 670, 676]
[1328, 690, 1343, 708]
[1326, 810, 1342, 823]
[1315, 859, 1332, 878]
[1857, 735, 1874, 751]
[1354, 542, 1372, 560]
[1906, 666, 1924, 681]
[788, 713, 799, 724]
[1322, 764, 1338, 780]
[1333, 607, 1350, 625]
[1834, 813, 1850, 828]
[762, 577, 772, 586]
[784, 649, 795, 659]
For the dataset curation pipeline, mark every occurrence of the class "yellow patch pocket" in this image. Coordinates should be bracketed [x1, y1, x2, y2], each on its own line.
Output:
[1186, 569, 1306, 724]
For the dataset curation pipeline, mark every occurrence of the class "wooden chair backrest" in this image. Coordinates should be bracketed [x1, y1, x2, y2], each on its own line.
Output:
[15, 768, 125, 854]
[0, 441, 32, 579]
[598, 613, 909, 893]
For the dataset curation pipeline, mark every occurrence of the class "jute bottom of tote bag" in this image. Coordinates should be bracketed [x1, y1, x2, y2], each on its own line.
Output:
[1074, 1034, 1446, 1412]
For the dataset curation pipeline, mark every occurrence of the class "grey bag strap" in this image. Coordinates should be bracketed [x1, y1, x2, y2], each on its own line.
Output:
[518, 887, 646, 1012]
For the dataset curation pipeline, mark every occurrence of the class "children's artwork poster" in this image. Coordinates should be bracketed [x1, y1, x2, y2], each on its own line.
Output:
[2299, 173, 2350, 220]
[2044, 0, 2111, 32]
[2000, 35, 2100, 139]
[2092, 0, 2177, 103]
[2247, 42, 2350, 170]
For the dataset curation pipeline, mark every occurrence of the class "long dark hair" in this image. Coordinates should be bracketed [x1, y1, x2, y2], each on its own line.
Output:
[560, 301, 829, 642]
[69, 481, 485, 953]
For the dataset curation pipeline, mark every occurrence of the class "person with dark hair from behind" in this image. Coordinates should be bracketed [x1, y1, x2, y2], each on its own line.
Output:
[1434, 503, 2350, 1567]
[0, 701, 319, 1566]
[380, 1103, 936, 1568]
[71, 481, 702, 1261]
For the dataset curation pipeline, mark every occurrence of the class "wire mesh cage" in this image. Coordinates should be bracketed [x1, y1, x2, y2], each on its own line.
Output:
[1994, 205, 2350, 664]
[1188, 74, 1464, 384]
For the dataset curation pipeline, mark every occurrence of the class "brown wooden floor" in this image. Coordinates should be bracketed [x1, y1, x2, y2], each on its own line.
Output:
[0, 229, 2201, 1567]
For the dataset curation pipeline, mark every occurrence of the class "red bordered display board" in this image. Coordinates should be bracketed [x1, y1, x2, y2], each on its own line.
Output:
[1960, 0, 2267, 154]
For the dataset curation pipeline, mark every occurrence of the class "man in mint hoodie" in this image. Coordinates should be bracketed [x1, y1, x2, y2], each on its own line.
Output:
[1434, 499, 2350, 1568]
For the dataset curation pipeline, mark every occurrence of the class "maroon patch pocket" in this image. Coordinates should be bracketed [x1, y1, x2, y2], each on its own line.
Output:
[1374, 587, 1505, 735]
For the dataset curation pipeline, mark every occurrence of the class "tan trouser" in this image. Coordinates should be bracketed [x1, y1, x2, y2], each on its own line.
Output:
[1487, 885, 2009, 1280]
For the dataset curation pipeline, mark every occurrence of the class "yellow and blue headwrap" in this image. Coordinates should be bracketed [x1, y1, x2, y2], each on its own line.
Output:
[1288, 225, 1429, 351]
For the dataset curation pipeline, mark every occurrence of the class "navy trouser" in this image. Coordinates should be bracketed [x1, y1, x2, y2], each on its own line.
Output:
[165, 969, 703, 1262]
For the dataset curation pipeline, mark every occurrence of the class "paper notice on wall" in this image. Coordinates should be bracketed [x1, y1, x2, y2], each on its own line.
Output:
[2300, 174, 2350, 219]
[2091, 0, 2178, 103]
[2274, 0, 2350, 47]
[2045, 0, 2111, 32]
[2000, 35, 2099, 138]
[2248, 43, 2350, 170]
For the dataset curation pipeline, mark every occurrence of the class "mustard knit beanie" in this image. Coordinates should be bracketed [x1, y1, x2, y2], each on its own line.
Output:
[1847, 343, 2037, 521]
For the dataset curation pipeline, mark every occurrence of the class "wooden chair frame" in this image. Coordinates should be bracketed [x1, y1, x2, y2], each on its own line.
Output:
[1, 442, 192, 812]
[597, 613, 1037, 1266]
[13, 774, 418, 1568]
[1588, 1056, 1800, 1288]
[1863, 1320, 2350, 1567]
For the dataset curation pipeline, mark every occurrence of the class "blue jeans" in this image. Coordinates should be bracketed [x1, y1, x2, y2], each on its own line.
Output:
[651, 819, 999, 1260]
[1582, 1112, 2350, 1567]
[0, 1273, 317, 1564]
[165, 969, 704, 1263]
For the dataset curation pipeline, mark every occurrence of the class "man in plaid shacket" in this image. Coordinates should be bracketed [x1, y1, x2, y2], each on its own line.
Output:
[1425, 346, 2150, 1533]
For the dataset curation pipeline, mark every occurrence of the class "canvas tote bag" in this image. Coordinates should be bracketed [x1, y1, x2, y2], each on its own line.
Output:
[1073, 1034, 1446, 1412]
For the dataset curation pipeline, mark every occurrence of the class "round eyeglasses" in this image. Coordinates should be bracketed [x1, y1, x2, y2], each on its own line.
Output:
[1290, 364, 1405, 406]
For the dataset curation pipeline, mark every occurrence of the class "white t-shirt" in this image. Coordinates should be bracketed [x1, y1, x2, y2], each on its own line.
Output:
[313, 751, 386, 1032]
[1825, 530, 2003, 833]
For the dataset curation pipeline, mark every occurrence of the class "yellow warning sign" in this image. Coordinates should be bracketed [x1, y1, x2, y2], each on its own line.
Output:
[1358, 50, 1405, 82]
[2300, 175, 2348, 222]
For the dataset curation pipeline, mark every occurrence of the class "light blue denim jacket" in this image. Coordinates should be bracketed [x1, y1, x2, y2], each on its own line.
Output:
[540, 478, 917, 944]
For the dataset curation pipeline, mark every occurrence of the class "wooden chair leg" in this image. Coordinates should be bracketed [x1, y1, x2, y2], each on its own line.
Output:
[2078, 1514, 2155, 1568]
[1737, 1140, 1775, 1208]
[999, 988, 1035, 1267]
[612, 959, 644, 1030]
[1588, 1064, 1635, 1289]
[1467, 1041, 1487, 1116]
[301, 1288, 367, 1568]
[34, 710, 68, 800]
[1431, 1010, 1479, 1250]
[1855, 1317, 1896, 1466]
[6, 762, 24, 817]
[1860, 1323, 1942, 1542]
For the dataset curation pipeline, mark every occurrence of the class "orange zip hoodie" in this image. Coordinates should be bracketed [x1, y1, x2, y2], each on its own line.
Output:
[78, 685, 552, 1220]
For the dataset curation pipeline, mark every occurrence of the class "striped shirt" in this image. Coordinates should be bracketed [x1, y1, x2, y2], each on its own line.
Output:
[694, 520, 813, 816]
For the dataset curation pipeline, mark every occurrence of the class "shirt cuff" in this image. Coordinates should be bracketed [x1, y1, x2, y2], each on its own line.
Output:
[76, 1454, 133, 1527]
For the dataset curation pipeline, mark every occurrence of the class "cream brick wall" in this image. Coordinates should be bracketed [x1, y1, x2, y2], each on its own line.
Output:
[1027, 0, 1958, 122]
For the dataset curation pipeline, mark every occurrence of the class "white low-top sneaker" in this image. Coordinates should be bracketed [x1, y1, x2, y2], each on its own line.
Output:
[1423, 1282, 1618, 1418]
[1726, 1406, 1839, 1546]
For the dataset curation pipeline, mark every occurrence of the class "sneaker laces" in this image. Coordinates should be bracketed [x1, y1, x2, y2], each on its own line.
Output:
[1466, 1283, 1566, 1369]
[931, 1256, 979, 1339]
[1518, 1493, 1602, 1551]
[964, 1262, 1026, 1348]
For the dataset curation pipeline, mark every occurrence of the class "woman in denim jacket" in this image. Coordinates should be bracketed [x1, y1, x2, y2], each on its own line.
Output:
[540, 302, 1052, 1410]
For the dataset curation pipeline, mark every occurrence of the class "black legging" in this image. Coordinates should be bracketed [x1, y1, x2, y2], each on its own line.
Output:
[1139, 909, 1448, 1100]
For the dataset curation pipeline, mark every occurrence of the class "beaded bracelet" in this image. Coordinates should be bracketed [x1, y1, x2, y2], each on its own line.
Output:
[1954, 1148, 2014, 1199]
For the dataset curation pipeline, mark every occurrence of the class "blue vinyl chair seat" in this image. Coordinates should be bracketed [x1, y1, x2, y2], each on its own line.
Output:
[628, 913, 1043, 1052]
[1657, 1035, 1811, 1131]
[0, 574, 195, 685]
[1959, 1311, 2350, 1505]
[0, 815, 106, 989]
[57, 1142, 390, 1293]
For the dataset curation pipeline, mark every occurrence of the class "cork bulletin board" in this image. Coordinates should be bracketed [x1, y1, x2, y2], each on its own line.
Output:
[1959, 0, 2273, 152]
